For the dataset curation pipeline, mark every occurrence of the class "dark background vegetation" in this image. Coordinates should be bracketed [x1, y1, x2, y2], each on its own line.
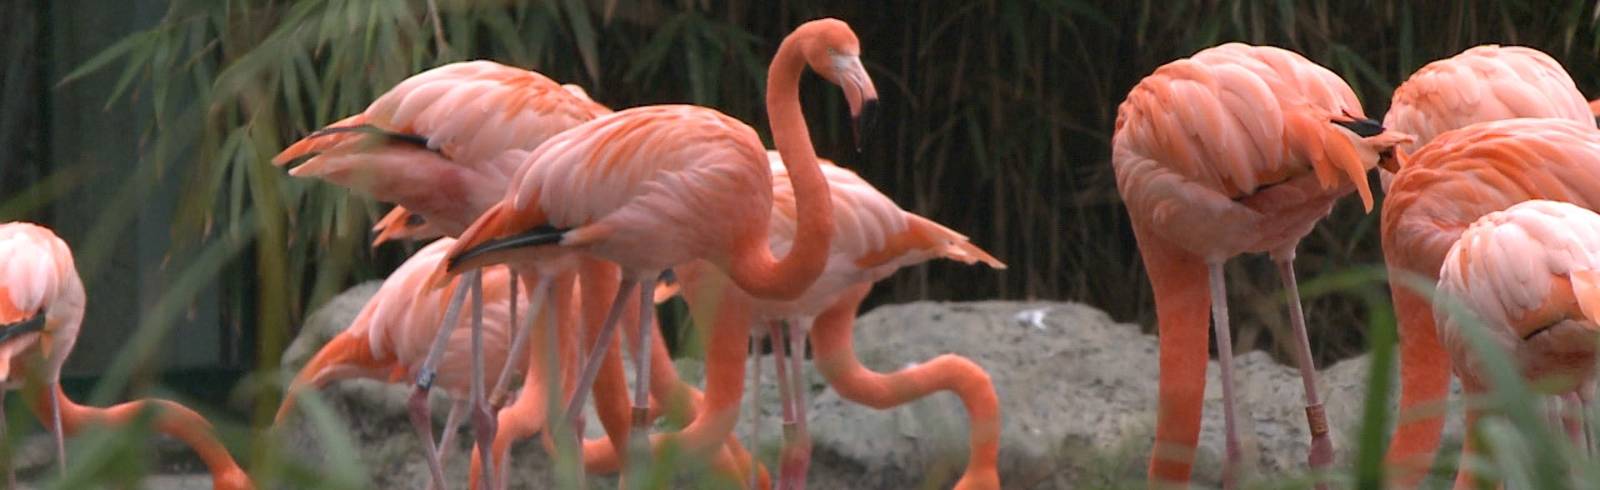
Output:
[6, 0, 1600, 434]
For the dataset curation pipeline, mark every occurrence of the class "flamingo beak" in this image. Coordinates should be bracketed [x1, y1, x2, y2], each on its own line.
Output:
[0, 311, 46, 345]
[853, 98, 879, 153]
[834, 54, 879, 152]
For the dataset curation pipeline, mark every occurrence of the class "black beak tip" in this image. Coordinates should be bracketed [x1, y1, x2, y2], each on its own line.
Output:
[1332, 117, 1386, 138]
[853, 99, 880, 153]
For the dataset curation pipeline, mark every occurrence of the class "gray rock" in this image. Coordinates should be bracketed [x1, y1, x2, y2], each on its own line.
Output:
[797, 301, 1464, 489]
[276, 284, 1469, 489]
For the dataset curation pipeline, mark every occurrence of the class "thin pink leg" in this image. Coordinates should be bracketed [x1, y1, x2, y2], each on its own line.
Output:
[747, 335, 764, 490]
[409, 270, 475, 490]
[430, 398, 468, 490]
[1208, 262, 1242, 489]
[785, 319, 812, 489]
[0, 390, 11, 488]
[628, 275, 659, 470]
[769, 321, 800, 489]
[467, 275, 499, 490]
[1273, 256, 1333, 483]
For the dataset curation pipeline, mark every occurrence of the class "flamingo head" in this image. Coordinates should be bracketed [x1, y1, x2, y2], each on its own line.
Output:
[795, 18, 880, 150]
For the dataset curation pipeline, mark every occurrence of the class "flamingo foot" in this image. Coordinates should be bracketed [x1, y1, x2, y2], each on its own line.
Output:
[407, 387, 450, 490]
[1306, 403, 1333, 489]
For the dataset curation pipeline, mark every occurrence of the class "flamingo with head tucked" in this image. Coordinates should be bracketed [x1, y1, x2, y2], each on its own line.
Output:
[1433, 199, 1600, 488]
[1113, 43, 1410, 487]
[1379, 45, 1594, 192]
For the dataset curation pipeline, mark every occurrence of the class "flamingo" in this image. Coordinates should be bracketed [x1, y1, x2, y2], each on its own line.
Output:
[367, 214, 764, 488]
[1432, 199, 1600, 488]
[1371, 45, 1597, 485]
[438, 17, 876, 478]
[1112, 43, 1411, 487]
[274, 237, 532, 485]
[0, 222, 253, 490]
[273, 60, 611, 489]
[1379, 45, 1593, 192]
[1382, 117, 1600, 486]
[662, 152, 1006, 489]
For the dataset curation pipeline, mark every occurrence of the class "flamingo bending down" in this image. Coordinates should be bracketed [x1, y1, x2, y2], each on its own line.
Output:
[1372, 45, 1596, 485]
[1432, 199, 1600, 488]
[665, 152, 1007, 489]
[1379, 45, 1593, 193]
[370, 218, 764, 488]
[438, 18, 876, 475]
[273, 59, 611, 489]
[1113, 43, 1411, 487]
[1382, 118, 1600, 487]
[0, 222, 253, 490]
[275, 237, 530, 482]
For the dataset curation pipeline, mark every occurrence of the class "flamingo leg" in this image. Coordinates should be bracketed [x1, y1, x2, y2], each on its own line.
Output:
[747, 335, 763, 490]
[1208, 262, 1242, 489]
[50, 381, 64, 477]
[785, 319, 812, 489]
[467, 274, 500, 490]
[628, 274, 659, 471]
[768, 321, 799, 489]
[562, 278, 638, 472]
[470, 274, 546, 490]
[1562, 393, 1584, 452]
[0, 390, 11, 489]
[499, 270, 519, 407]
[431, 397, 469, 490]
[1273, 257, 1333, 478]
[492, 275, 551, 409]
[409, 270, 476, 490]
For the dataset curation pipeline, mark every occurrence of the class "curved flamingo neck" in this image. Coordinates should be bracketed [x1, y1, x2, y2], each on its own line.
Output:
[31, 384, 252, 489]
[731, 30, 834, 301]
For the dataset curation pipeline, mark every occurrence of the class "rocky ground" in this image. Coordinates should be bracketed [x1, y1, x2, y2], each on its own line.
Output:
[27, 282, 1468, 488]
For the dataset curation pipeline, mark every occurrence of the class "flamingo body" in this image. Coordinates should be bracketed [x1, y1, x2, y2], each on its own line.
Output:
[1114, 43, 1409, 485]
[1382, 118, 1600, 482]
[1381, 45, 1593, 190]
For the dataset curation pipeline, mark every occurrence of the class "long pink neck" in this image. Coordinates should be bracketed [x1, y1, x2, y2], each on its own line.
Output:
[32, 385, 254, 489]
[730, 31, 834, 301]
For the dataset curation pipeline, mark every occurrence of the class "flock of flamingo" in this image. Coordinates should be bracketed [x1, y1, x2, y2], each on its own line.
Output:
[9, 16, 1600, 490]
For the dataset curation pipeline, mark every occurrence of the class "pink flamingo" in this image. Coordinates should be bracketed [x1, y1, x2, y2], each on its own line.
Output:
[1113, 43, 1410, 487]
[665, 152, 1006, 489]
[273, 60, 611, 489]
[1382, 118, 1600, 487]
[275, 237, 530, 486]
[438, 17, 876, 478]
[1433, 199, 1600, 488]
[1377, 45, 1596, 485]
[0, 222, 253, 490]
[1379, 45, 1593, 193]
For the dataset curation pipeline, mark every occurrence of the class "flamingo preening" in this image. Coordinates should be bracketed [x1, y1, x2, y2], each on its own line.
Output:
[1113, 43, 1410, 487]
